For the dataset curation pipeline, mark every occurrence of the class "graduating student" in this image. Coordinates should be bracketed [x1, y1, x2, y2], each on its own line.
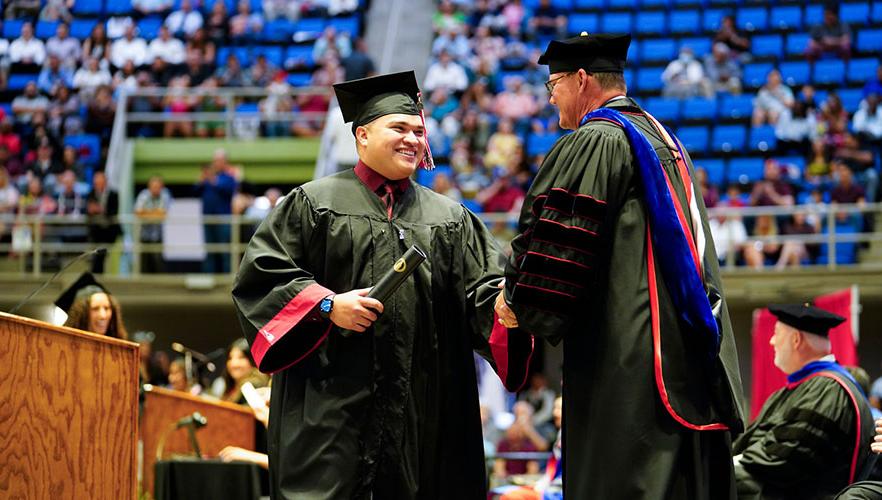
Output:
[232, 71, 532, 500]
[57, 271, 128, 340]
[495, 33, 745, 499]
[734, 304, 874, 500]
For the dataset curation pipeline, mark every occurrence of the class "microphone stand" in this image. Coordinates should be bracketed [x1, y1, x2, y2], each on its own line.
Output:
[9, 247, 107, 315]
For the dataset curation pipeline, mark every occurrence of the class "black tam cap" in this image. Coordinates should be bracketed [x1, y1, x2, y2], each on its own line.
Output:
[538, 32, 631, 74]
[768, 303, 846, 338]
[333, 71, 422, 135]
[54, 272, 108, 313]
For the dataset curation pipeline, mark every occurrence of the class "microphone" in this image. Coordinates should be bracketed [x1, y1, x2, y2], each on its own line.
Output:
[171, 342, 217, 372]
[9, 247, 108, 315]
[175, 411, 208, 429]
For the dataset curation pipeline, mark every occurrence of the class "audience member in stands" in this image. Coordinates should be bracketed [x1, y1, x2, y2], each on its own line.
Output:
[109, 25, 149, 69]
[743, 214, 780, 269]
[260, 70, 293, 137]
[751, 159, 795, 207]
[291, 58, 340, 136]
[500, 0, 525, 38]
[162, 76, 196, 137]
[167, 358, 202, 394]
[62, 275, 128, 339]
[864, 66, 882, 98]
[432, 170, 462, 202]
[85, 85, 116, 144]
[73, 57, 113, 99]
[215, 53, 249, 87]
[752, 69, 794, 127]
[0, 118, 22, 159]
[86, 171, 121, 273]
[248, 54, 276, 88]
[18, 176, 56, 215]
[148, 25, 186, 66]
[328, 0, 357, 16]
[47, 85, 82, 137]
[713, 14, 751, 60]
[854, 94, 882, 145]
[205, 0, 229, 46]
[0, 167, 18, 242]
[186, 27, 217, 67]
[313, 26, 352, 64]
[9, 23, 46, 71]
[214, 338, 269, 404]
[710, 185, 748, 266]
[527, 0, 565, 39]
[46, 23, 81, 70]
[424, 49, 469, 94]
[5, 0, 41, 21]
[105, 14, 135, 40]
[776, 211, 819, 269]
[263, 0, 300, 21]
[833, 134, 877, 203]
[82, 24, 111, 69]
[483, 117, 521, 170]
[433, 0, 467, 35]
[341, 37, 376, 81]
[806, 140, 832, 180]
[113, 60, 139, 94]
[519, 372, 556, 436]
[493, 76, 538, 126]
[26, 139, 64, 185]
[696, 167, 719, 208]
[432, 27, 471, 61]
[60, 145, 84, 179]
[703, 42, 742, 95]
[806, 4, 852, 63]
[195, 77, 228, 138]
[133, 0, 172, 18]
[229, 0, 265, 46]
[830, 160, 866, 224]
[37, 55, 73, 96]
[662, 47, 710, 99]
[776, 100, 817, 157]
[494, 402, 548, 479]
[133, 330, 169, 386]
[165, 0, 203, 39]
[0, 144, 24, 180]
[195, 150, 237, 273]
[134, 174, 172, 273]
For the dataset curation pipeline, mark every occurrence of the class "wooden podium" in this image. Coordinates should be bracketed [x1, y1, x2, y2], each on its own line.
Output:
[0, 312, 140, 499]
[141, 385, 256, 499]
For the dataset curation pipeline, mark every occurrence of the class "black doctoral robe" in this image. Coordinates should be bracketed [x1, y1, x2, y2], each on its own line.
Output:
[504, 97, 746, 499]
[733, 366, 874, 500]
[232, 166, 533, 499]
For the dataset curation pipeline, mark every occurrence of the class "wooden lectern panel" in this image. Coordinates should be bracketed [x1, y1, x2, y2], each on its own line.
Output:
[0, 312, 140, 500]
[142, 385, 256, 499]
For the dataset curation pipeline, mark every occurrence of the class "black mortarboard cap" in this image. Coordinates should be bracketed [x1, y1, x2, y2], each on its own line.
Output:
[538, 32, 631, 74]
[768, 303, 846, 338]
[333, 71, 422, 135]
[54, 272, 108, 313]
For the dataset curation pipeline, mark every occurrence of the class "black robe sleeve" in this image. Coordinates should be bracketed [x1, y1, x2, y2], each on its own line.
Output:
[232, 189, 334, 374]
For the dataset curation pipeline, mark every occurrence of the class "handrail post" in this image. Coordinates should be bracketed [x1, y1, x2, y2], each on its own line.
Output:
[32, 219, 42, 276]
[230, 215, 241, 280]
[132, 218, 142, 277]
[827, 207, 836, 270]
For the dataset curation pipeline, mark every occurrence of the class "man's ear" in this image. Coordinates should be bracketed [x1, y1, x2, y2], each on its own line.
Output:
[355, 125, 369, 147]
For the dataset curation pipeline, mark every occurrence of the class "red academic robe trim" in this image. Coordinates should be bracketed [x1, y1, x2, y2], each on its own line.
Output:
[647, 226, 729, 432]
[785, 372, 864, 483]
[489, 310, 534, 392]
[250, 282, 334, 374]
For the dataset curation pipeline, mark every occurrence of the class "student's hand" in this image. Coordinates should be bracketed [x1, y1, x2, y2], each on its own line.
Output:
[329, 288, 384, 333]
[872, 418, 882, 454]
[494, 281, 519, 328]
[219, 446, 262, 464]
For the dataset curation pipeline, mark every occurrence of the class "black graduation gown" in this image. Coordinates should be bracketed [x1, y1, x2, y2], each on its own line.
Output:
[232, 169, 533, 500]
[503, 98, 746, 499]
[733, 368, 875, 500]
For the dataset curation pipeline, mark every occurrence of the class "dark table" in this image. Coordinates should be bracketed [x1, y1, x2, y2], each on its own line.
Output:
[154, 459, 261, 500]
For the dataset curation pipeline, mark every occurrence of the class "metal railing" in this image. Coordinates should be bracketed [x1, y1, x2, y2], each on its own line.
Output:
[0, 202, 879, 278]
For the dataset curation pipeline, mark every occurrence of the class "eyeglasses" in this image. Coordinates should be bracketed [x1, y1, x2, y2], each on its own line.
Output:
[545, 72, 575, 93]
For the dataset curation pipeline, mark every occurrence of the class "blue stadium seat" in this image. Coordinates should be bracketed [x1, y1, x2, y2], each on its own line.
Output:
[640, 39, 676, 63]
[287, 72, 312, 87]
[7, 74, 38, 91]
[727, 157, 764, 184]
[681, 97, 717, 121]
[695, 158, 726, 186]
[840, 3, 870, 26]
[137, 17, 163, 39]
[328, 16, 360, 37]
[718, 94, 753, 120]
[672, 0, 701, 6]
[567, 13, 598, 35]
[679, 38, 711, 58]
[573, 0, 603, 9]
[645, 97, 680, 122]
[702, 9, 726, 33]
[261, 19, 294, 42]
[749, 125, 776, 152]
[462, 198, 483, 214]
[70, 20, 97, 40]
[285, 45, 314, 69]
[839, 89, 864, 114]
[293, 18, 327, 38]
[804, 5, 824, 26]
[35, 21, 59, 39]
[857, 29, 882, 53]
[743, 62, 774, 88]
[635, 67, 664, 92]
[641, 0, 668, 8]
[813, 89, 829, 106]
[235, 102, 260, 114]
[72, 0, 103, 15]
[2, 19, 24, 39]
[670, 10, 700, 34]
[64, 134, 102, 166]
[217, 46, 251, 67]
[786, 33, 810, 56]
[848, 58, 879, 83]
[600, 12, 632, 33]
[526, 134, 560, 156]
[676, 126, 709, 153]
[817, 223, 859, 265]
[711, 125, 746, 152]
[750, 34, 783, 59]
[779, 61, 810, 86]
[736, 7, 768, 32]
[874, 1, 882, 23]
[623, 68, 633, 89]
[606, 0, 637, 8]
[812, 60, 845, 85]
[252, 46, 283, 67]
[635, 11, 666, 35]
[777, 156, 805, 179]
[106, 0, 133, 15]
[769, 5, 802, 30]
